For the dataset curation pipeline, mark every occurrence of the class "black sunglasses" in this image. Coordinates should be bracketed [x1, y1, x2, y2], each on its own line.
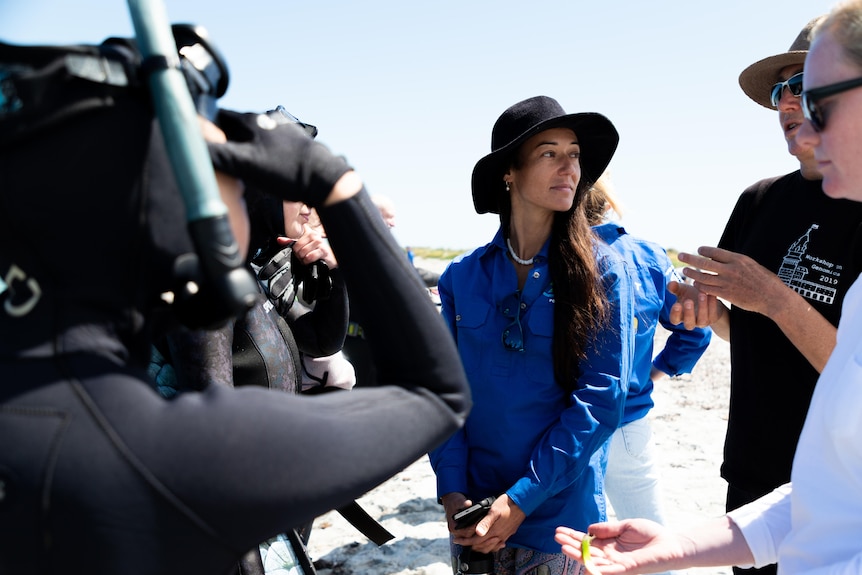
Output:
[500, 291, 525, 352]
[801, 75, 862, 132]
[770, 72, 804, 107]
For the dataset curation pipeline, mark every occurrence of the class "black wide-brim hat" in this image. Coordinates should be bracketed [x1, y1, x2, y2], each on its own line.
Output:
[472, 95, 619, 214]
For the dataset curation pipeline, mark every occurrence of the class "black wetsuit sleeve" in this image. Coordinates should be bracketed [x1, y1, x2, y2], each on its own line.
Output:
[319, 189, 469, 408]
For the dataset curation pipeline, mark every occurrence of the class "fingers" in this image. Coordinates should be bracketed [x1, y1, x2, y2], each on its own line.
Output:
[678, 247, 735, 277]
[290, 228, 333, 266]
[556, 526, 608, 573]
[681, 266, 722, 290]
[707, 292, 720, 324]
[668, 302, 684, 327]
[555, 526, 585, 545]
[669, 295, 715, 329]
[470, 534, 506, 554]
[677, 251, 713, 270]
[696, 245, 733, 262]
[686, 293, 714, 329]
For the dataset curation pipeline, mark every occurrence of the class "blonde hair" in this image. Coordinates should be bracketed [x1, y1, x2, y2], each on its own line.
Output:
[584, 171, 624, 226]
[815, 0, 862, 69]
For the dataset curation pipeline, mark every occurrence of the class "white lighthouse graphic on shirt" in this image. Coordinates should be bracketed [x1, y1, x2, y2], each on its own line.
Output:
[777, 224, 842, 304]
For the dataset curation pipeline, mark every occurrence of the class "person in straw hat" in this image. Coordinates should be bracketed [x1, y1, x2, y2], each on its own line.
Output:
[661, 15, 862, 575]
[556, 2, 862, 572]
[429, 95, 634, 575]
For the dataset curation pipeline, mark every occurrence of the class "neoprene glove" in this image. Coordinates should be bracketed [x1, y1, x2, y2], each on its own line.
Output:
[208, 109, 352, 208]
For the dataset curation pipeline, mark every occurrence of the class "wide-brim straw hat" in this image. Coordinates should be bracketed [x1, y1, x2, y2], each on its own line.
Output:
[738, 16, 826, 109]
[471, 96, 619, 215]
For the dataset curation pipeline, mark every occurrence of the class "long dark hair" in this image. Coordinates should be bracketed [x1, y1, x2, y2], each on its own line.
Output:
[500, 161, 608, 392]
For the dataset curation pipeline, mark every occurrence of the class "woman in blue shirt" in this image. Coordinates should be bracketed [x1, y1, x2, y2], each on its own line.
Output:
[430, 96, 634, 575]
[585, 173, 712, 575]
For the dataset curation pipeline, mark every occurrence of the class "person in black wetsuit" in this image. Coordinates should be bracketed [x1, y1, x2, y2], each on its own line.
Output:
[0, 37, 470, 575]
[246, 192, 354, 392]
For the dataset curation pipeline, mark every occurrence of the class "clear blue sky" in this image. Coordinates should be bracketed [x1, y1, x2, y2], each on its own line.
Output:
[1, 1, 836, 253]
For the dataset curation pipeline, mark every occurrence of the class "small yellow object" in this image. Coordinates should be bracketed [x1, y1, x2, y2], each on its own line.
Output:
[581, 534, 603, 575]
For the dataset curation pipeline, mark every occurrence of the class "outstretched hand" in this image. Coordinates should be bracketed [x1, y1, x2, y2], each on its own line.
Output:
[668, 279, 723, 329]
[676, 247, 788, 317]
[555, 520, 684, 575]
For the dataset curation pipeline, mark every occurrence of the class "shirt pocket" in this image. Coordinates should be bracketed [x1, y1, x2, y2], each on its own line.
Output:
[523, 299, 554, 384]
[453, 296, 493, 374]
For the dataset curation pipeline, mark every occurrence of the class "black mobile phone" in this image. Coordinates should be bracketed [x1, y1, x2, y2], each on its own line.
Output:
[452, 496, 496, 529]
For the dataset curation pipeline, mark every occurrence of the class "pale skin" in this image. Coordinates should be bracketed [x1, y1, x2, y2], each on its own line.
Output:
[278, 201, 339, 269]
[795, 28, 862, 204]
[553, 517, 754, 575]
[440, 126, 581, 553]
[200, 117, 251, 258]
[371, 195, 397, 229]
[669, 63, 836, 373]
[553, 22, 862, 575]
[506, 127, 581, 290]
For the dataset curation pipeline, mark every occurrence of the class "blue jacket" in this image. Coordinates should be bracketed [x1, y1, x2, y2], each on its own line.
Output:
[592, 223, 712, 424]
[429, 227, 634, 553]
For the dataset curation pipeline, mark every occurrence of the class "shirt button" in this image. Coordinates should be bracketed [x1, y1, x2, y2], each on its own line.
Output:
[532, 271, 540, 279]
[520, 302, 527, 310]
[455, 314, 462, 322]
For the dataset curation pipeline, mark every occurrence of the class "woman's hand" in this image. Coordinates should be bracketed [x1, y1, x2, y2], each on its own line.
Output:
[451, 494, 525, 554]
[288, 225, 338, 269]
[555, 519, 683, 575]
[441, 492, 470, 533]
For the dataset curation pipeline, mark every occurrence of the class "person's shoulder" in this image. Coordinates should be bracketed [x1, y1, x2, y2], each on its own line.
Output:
[594, 235, 629, 273]
[591, 221, 621, 242]
[440, 243, 492, 280]
[448, 242, 495, 266]
[742, 170, 803, 196]
[594, 223, 668, 261]
[625, 234, 671, 263]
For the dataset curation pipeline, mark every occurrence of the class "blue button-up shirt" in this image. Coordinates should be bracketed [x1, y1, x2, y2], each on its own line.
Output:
[430, 227, 634, 553]
[592, 222, 712, 424]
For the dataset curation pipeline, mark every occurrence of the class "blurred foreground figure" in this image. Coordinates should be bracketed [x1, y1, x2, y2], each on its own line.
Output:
[0, 26, 469, 575]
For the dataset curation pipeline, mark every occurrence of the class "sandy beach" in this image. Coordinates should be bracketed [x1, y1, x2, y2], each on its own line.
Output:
[306, 258, 734, 575]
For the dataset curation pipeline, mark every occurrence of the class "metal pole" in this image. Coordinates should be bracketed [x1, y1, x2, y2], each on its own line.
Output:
[127, 0, 257, 323]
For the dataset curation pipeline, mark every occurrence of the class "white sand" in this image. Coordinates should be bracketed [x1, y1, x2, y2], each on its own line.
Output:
[307, 258, 734, 575]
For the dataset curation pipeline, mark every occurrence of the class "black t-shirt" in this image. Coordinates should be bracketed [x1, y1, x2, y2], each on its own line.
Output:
[719, 171, 862, 494]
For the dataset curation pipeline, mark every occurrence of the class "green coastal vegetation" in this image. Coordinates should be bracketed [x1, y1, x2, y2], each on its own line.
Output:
[410, 247, 682, 268]
[410, 247, 468, 261]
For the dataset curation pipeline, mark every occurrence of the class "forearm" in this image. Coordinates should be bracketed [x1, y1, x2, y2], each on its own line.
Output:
[765, 288, 835, 373]
[711, 303, 731, 341]
[677, 516, 755, 571]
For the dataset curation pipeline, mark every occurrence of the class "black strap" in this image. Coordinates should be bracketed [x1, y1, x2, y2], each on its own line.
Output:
[0, 42, 139, 147]
[335, 501, 395, 546]
[284, 528, 318, 574]
[139, 54, 178, 79]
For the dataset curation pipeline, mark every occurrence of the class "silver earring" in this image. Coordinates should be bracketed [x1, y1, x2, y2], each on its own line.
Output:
[505, 181, 511, 192]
